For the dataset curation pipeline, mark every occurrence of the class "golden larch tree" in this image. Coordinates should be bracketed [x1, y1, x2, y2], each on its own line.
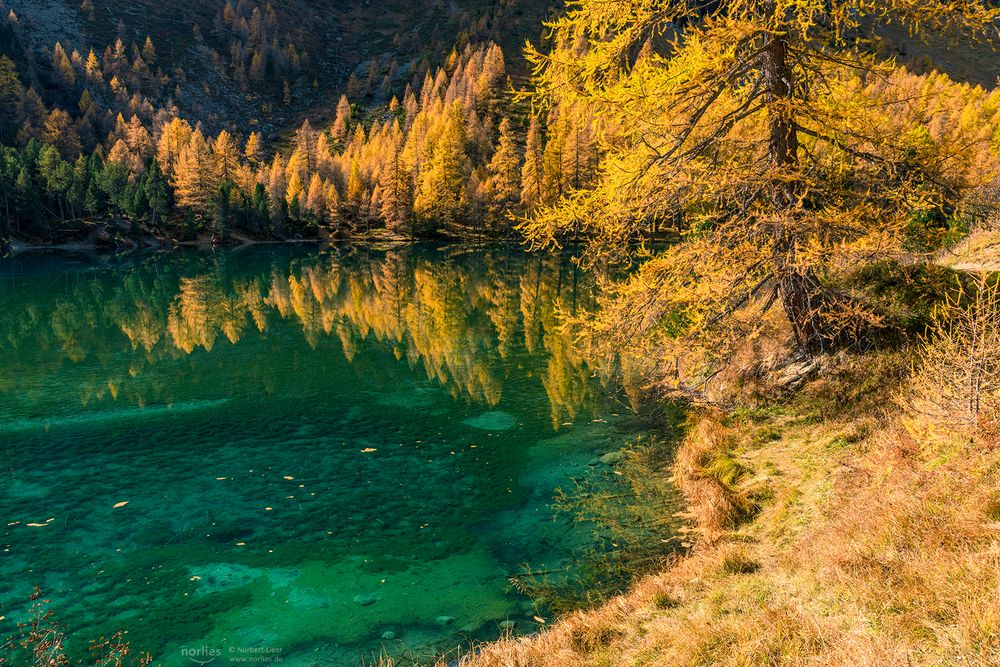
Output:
[523, 0, 1000, 366]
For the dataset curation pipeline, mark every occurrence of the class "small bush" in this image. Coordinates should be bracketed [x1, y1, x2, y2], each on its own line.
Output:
[984, 495, 1000, 522]
[752, 426, 782, 445]
[674, 414, 763, 541]
[720, 549, 761, 576]
[651, 590, 680, 610]
[902, 274, 1000, 456]
[1, 589, 151, 667]
[568, 616, 623, 653]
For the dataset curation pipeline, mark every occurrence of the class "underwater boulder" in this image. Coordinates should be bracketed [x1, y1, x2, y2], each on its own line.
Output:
[462, 411, 517, 431]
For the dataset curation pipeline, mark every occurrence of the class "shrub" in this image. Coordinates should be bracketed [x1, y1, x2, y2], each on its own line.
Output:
[674, 414, 761, 541]
[902, 274, 1000, 457]
[0, 589, 151, 667]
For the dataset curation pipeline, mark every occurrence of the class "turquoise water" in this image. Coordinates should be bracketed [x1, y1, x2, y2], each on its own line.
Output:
[0, 246, 655, 665]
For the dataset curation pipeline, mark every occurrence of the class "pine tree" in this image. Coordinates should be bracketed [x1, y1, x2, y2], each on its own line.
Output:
[305, 173, 325, 217]
[541, 112, 566, 205]
[331, 95, 352, 147]
[520, 114, 544, 211]
[379, 130, 414, 236]
[52, 43, 76, 85]
[141, 36, 157, 66]
[285, 169, 304, 208]
[84, 50, 100, 80]
[212, 130, 240, 183]
[285, 147, 308, 198]
[98, 160, 130, 222]
[486, 116, 522, 210]
[38, 145, 69, 222]
[43, 109, 82, 160]
[250, 183, 270, 233]
[315, 132, 334, 176]
[107, 138, 131, 167]
[212, 183, 232, 240]
[414, 102, 470, 230]
[171, 130, 216, 215]
[267, 153, 287, 223]
[294, 120, 317, 172]
[143, 158, 170, 225]
[523, 0, 1000, 358]
[245, 132, 263, 164]
[345, 160, 366, 220]
[78, 89, 93, 113]
[157, 118, 194, 175]
[323, 182, 341, 228]
[0, 56, 23, 142]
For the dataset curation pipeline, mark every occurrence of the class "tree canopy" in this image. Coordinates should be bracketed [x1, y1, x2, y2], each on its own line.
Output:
[520, 0, 1000, 380]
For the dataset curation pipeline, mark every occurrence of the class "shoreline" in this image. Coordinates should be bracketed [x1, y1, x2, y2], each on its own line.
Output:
[1, 226, 521, 257]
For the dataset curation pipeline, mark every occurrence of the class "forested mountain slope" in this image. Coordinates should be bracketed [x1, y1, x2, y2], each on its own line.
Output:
[0, 0, 996, 251]
[1, 0, 553, 140]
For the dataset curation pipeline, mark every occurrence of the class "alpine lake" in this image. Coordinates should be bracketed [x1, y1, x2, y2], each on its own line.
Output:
[0, 244, 675, 666]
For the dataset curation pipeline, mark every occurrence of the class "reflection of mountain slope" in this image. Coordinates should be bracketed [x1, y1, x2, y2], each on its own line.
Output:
[0, 247, 603, 426]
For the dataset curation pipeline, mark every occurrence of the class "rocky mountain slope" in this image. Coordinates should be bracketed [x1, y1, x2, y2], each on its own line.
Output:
[2, 0, 554, 139]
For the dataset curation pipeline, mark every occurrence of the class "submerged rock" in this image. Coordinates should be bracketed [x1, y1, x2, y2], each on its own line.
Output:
[188, 563, 262, 594]
[462, 411, 518, 431]
[600, 451, 626, 465]
[381, 631, 396, 640]
[352, 594, 379, 606]
[435, 615, 456, 626]
[499, 620, 516, 631]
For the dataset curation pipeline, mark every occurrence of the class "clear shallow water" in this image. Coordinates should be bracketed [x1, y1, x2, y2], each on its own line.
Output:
[0, 245, 655, 666]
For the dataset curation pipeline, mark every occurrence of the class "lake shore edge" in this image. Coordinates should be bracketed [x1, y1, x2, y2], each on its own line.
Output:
[1, 220, 520, 257]
[455, 348, 1000, 666]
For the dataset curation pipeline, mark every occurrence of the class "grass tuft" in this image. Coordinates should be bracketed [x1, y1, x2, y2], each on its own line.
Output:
[719, 548, 761, 576]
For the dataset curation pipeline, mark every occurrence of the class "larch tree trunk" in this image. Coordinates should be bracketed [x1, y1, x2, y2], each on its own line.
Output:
[764, 31, 827, 356]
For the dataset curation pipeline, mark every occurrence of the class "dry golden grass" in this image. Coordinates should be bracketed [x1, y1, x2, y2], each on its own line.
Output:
[938, 231, 1000, 273]
[671, 413, 760, 543]
[454, 353, 1000, 667]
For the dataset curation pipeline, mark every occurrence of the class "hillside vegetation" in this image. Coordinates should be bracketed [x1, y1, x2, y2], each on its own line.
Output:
[4, 0, 1000, 664]
[454, 0, 1000, 664]
[460, 362, 1000, 665]
[2, 0, 554, 136]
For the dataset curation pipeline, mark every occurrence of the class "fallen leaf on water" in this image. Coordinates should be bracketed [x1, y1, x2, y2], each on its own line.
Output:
[113, 501, 129, 509]
[26, 523, 48, 527]
[235, 542, 246, 546]
[361, 448, 377, 453]
[533, 616, 546, 624]
[283, 475, 294, 480]
[264, 507, 273, 511]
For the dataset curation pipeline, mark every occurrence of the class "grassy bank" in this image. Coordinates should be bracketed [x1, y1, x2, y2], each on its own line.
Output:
[456, 349, 1000, 666]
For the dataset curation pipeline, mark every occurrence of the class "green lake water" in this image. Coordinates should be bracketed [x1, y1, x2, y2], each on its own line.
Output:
[0, 245, 660, 666]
